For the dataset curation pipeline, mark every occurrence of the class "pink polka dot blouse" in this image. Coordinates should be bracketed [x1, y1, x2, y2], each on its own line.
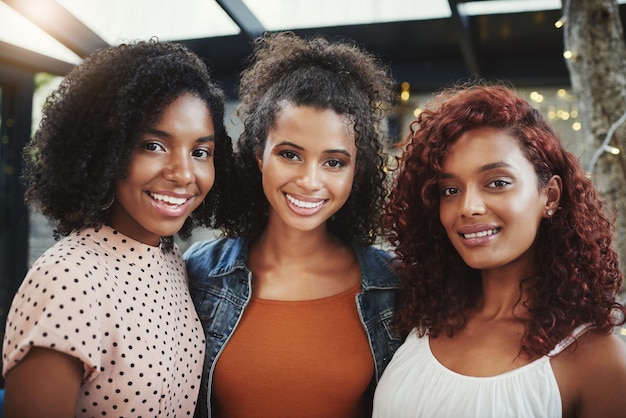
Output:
[3, 226, 205, 417]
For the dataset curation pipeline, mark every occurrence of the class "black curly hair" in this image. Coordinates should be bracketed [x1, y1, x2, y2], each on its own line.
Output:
[220, 31, 394, 245]
[22, 39, 235, 250]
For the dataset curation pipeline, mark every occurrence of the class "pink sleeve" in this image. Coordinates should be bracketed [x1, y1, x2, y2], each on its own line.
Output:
[3, 242, 102, 382]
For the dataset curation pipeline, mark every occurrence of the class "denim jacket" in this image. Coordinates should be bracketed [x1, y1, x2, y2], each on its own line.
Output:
[184, 236, 402, 418]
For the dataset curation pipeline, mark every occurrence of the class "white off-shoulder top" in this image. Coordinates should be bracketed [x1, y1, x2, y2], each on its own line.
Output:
[372, 324, 591, 418]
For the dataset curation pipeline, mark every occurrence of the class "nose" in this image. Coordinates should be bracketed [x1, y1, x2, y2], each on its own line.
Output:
[163, 151, 194, 185]
[459, 186, 486, 217]
[295, 162, 323, 191]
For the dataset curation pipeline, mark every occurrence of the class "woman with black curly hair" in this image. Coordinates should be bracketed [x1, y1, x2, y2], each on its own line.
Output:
[184, 32, 401, 418]
[373, 83, 626, 417]
[2, 39, 234, 417]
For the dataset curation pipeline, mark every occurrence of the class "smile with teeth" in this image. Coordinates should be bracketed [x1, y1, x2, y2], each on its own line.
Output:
[285, 193, 325, 209]
[462, 228, 499, 239]
[149, 192, 189, 206]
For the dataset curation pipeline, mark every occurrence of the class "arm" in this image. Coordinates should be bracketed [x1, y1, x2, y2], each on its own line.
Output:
[4, 347, 83, 418]
[575, 334, 626, 418]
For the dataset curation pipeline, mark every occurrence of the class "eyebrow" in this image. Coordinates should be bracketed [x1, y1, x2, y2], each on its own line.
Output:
[276, 140, 352, 158]
[144, 127, 215, 143]
[440, 161, 512, 179]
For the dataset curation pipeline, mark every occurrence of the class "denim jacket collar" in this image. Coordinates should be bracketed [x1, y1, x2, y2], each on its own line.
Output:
[206, 236, 398, 290]
[353, 243, 399, 290]
[203, 236, 249, 276]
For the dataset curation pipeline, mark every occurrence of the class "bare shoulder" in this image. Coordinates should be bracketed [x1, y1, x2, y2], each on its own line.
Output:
[553, 332, 626, 418]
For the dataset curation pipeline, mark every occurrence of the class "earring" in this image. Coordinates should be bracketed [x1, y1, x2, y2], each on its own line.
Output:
[547, 209, 554, 217]
[100, 195, 115, 211]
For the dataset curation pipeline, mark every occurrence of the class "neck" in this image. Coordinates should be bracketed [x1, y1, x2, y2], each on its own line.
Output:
[247, 217, 356, 301]
[476, 267, 536, 320]
[253, 221, 344, 266]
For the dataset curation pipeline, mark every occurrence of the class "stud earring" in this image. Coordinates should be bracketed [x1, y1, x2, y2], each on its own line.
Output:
[547, 209, 554, 217]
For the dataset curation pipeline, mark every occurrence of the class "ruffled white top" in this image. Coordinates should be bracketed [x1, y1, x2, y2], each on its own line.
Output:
[372, 324, 591, 418]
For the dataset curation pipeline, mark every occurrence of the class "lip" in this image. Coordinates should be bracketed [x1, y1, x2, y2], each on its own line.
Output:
[148, 191, 195, 217]
[456, 224, 501, 245]
[284, 192, 327, 216]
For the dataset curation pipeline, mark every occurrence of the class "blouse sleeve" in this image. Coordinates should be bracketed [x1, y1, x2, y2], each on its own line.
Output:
[2, 239, 103, 382]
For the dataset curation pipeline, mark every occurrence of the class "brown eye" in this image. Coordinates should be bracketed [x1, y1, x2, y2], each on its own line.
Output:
[487, 179, 511, 188]
[141, 142, 164, 152]
[279, 150, 299, 161]
[192, 148, 213, 159]
[441, 187, 459, 196]
[325, 159, 344, 168]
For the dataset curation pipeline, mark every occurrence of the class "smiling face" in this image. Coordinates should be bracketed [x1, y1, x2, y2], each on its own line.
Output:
[438, 127, 554, 276]
[258, 104, 356, 235]
[109, 92, 216, 246]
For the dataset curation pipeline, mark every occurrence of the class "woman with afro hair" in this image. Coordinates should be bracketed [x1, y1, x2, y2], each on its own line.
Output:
[3, 39, 235, 417]
[373, 82, 626, 417]
[184, 31, 401, 418]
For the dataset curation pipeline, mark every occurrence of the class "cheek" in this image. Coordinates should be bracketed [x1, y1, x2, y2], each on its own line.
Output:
[438, 204, 463, 244]
[198, 164, 216, 195]
[123, 155, 157, 186]
[337, 171, 355, 197]
[259, 164, 278, 198]
[502, 196, 540, 220]
[438, 204, 453, 230]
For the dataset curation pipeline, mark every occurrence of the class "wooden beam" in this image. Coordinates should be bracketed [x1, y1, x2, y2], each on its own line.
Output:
[2, 0, 108, 58]
[216, 0, 265, 39]
[448, 0, 481, 76]
[0, 40, 74, 75]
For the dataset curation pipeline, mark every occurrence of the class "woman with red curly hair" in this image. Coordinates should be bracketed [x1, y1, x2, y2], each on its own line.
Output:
[373, 82, 626, 417]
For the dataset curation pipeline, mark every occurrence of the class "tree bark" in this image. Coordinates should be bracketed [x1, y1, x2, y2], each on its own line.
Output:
[564, 0, 626, 285]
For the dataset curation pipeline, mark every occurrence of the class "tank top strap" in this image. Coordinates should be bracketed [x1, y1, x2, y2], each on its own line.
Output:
[547, 323, 594, 357]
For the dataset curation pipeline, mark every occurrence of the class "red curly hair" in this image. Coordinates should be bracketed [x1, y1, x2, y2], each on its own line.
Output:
[383, 82, 626, 358]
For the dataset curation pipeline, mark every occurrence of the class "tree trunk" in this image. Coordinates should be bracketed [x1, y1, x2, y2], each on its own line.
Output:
[564, 0, 626, 288]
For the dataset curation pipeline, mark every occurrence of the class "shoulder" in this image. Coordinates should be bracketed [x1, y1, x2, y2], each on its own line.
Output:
[4, 235, 106, 377]
[183, 236, 247, 275]
[572, 331, 626, 376]
[28, 232, 104, 276]
[354, 244, 400, 288]
[14, 229, 117, 302]
[554, 331, 626, 417]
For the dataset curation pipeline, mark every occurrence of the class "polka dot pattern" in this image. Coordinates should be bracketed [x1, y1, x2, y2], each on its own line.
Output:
[3, 226, 205, 417]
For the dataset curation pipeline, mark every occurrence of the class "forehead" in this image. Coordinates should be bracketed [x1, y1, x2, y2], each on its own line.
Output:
[444, 127, 530, 171]
[269, 104, 355, 147]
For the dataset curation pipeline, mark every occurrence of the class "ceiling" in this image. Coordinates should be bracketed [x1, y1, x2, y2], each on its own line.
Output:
[1, 0, 624, 98]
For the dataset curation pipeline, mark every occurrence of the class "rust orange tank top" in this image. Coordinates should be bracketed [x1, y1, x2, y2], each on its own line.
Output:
[212, 283, 374, 418]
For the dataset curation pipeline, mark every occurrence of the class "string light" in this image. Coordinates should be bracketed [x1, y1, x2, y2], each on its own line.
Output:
[604, 145, 621, 155]
[400, 82, 410, 102]
[561, 0, 575, 61]
[557, 0, 624, 175]
[554, 14, 566, 29]
[530, 91, 544, 103]
[586, 108, 626, 173]
[400, 86, 592, 158]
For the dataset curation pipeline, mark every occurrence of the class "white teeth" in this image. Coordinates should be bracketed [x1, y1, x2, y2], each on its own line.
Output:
[286, 194, 324, 209]
[463, 229, 498, 239]
[150, 192, 187, 205]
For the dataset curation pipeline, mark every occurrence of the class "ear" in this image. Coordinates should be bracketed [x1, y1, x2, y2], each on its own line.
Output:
[256, 151, 263, 172]
[543, 175, 562, 218]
